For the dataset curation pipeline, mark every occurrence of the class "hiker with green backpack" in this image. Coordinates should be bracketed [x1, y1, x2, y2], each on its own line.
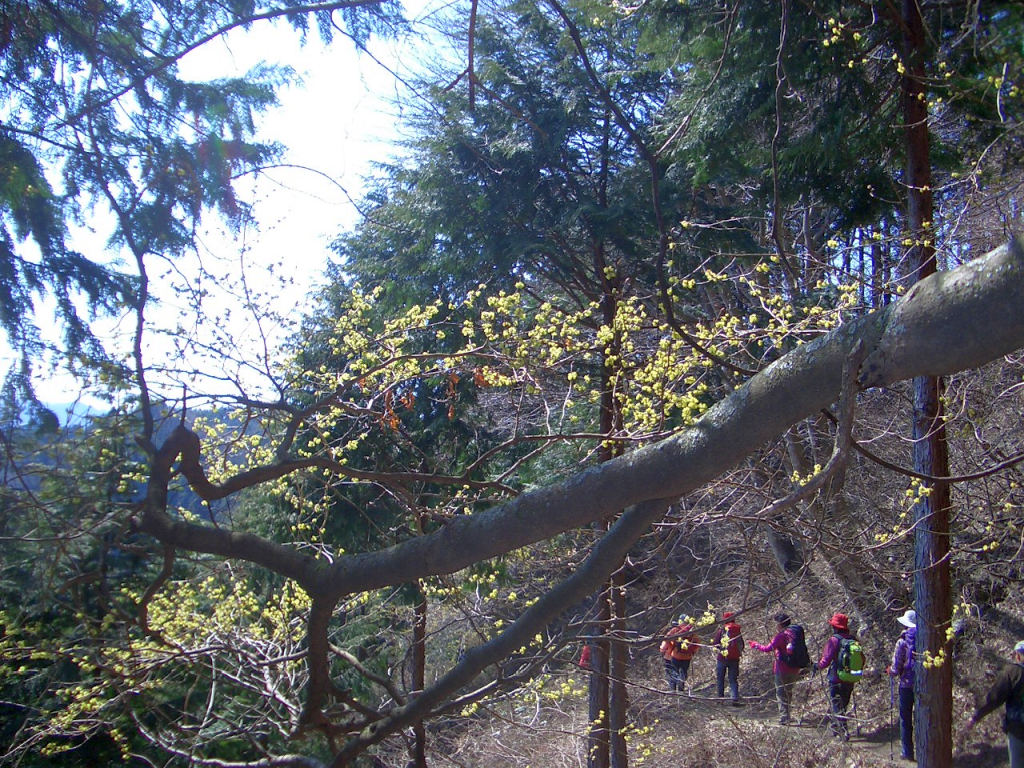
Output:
[749, 612, 810, 725]
[814, 612, 864, 740]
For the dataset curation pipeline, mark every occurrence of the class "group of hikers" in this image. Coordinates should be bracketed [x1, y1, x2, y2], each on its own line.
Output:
[658, 608, 1024, 766]
[659, 610, 865, 739]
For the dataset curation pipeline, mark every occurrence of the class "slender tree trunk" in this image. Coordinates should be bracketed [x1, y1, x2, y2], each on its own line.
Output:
[411, 586, 428, 768]
[609, 575, 628, 768]
[589, 340, 625, 768]
[871, 238, 883, 308]
[902, 2, 953, 765]
[587, 289, 618, 768]
[588, 597, 611, 768]
[588, 111, 628, 768]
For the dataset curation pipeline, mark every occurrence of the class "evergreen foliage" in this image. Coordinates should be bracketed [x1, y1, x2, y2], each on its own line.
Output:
[0, 0, 1023, 766]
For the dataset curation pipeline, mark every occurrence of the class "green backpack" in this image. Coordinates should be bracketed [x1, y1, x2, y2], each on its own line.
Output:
[836, 637, 865, 683]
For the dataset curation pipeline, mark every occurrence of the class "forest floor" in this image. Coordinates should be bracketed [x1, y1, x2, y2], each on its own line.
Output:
[627, 669, 1013, 768]
[443, 587, 1024, 767]
[443, 643, 1018, 768]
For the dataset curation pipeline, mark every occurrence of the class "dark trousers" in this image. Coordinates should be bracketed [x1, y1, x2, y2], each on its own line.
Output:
[1009, 731, 1024, 768]
[717, 658, 740, 702]
[898, 686, 914, 758]
[828, 680, 854, 737]
[663, 657, 691, 691]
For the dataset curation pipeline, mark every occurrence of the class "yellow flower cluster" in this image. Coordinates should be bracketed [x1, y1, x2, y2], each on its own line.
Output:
[922, 648, 947, 670]
[620, 721, 664, 764]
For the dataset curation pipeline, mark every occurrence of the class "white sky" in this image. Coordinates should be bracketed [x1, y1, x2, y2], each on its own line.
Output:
[178, 19, 413, 300]
[31, 6, 452, 410]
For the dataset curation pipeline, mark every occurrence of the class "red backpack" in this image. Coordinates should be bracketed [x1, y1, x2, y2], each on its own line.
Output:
[715, 623, 743, 660]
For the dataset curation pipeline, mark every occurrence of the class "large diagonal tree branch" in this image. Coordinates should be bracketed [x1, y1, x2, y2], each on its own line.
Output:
[321, 238, 1024, 762]
[318, 238, 1024, 600]
[139, 239, 1024, 598]
[137, 239, 1024, 764]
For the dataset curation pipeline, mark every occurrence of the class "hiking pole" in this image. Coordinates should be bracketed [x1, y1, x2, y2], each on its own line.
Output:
[889, 671, 895, 762]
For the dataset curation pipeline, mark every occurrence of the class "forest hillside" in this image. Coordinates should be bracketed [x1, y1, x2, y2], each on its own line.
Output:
[367, 368, 1024, 767]
[1, 2, 1023, 768]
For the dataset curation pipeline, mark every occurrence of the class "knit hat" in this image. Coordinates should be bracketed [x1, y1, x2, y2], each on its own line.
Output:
[829, 613, 850, 631]
[897, 609, 917, 628]
[774, 612, 791, 626]
[722, 611, 735, 620]
[1014, 641, 1024, 655]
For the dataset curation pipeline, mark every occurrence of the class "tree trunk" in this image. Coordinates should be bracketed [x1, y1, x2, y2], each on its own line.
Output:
[871, 238, 884, 308]
[911, 376, 952, 765]
[587, 596, 611, 768]
[588, 149, 631, 765]
[609, 574, 629, 768]
[411, 586, 428, 768]
[589, 221, 623, 767]
[902, 2, 953, 765]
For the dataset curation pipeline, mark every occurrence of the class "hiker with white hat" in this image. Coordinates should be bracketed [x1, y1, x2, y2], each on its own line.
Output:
[887, 609, 917, 761]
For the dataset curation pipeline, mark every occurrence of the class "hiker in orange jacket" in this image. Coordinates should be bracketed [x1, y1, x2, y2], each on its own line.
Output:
[660, 615, 700, 693]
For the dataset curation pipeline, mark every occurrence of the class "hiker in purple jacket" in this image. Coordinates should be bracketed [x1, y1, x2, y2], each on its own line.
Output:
[750, 612, 803, 725]
[888, 609, 917, 761]
[889, 610, 917, 759]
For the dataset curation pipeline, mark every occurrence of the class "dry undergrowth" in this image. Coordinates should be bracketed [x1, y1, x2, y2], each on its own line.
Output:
[421, 593, 1024, 768]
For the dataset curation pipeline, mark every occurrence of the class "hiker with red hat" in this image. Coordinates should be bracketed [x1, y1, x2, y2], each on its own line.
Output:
[815, 612, 858, 740]
[711, 610, 744, 705]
